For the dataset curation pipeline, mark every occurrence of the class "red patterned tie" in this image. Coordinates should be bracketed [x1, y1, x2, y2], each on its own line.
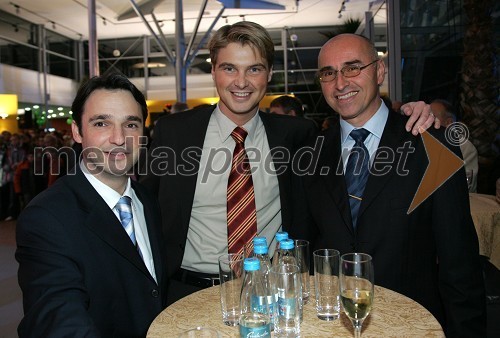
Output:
[227, 126, 257, 257]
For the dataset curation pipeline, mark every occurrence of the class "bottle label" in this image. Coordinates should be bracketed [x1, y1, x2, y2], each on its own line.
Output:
[278, 297, 296, 318]
[251, 295, 268, 314]
[240, 324, 271, 338]
[266, 295, 275, 321]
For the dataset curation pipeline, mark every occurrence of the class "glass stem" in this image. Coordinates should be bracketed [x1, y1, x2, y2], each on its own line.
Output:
[352, 319, 363, 338]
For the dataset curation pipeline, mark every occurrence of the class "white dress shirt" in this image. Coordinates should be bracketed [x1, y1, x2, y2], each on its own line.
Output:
[340, 99, 389, 172]
[182, 106, 282, 274]
[81, 162, 157, 283]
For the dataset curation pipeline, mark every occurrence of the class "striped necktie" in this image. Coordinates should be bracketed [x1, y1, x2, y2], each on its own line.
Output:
[227, 127, 257, 257]
[115, 196, 137, 246]
[345, 128, 371, 229]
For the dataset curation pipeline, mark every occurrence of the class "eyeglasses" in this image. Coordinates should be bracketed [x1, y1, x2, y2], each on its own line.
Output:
[318, 60, 379, 82]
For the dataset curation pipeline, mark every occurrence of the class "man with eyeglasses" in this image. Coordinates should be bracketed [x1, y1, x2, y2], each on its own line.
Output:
[143, 22, 438, 305]
[293, 34, 486, 337]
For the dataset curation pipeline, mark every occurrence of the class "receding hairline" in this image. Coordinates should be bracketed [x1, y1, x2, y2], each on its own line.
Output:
[319, 34, 378, 60]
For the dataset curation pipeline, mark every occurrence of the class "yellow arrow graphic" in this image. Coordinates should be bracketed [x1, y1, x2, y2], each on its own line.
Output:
[408, 130, 464, 214]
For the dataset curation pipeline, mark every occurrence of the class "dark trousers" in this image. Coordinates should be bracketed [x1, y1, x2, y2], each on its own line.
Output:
[166, 278, 203, 305]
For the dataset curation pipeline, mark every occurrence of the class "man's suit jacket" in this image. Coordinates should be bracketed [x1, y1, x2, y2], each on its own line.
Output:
[16, 166, 167, 338]
[142, 105, 317, 276]
[297, 112, 486, 337]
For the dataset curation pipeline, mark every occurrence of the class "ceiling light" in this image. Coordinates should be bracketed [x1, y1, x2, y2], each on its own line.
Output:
[33, 105, 39, 109]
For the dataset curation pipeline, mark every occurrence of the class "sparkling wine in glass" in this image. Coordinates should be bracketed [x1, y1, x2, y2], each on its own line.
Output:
[340, 253, 374, 338]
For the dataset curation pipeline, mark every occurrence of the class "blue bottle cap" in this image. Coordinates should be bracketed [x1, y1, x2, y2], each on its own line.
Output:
[253, 236, 267, 246]
[254, 243, 268, 255]
[243, 257, 260, 271]
[275, 231, 289, 242]
[280, 239, 294, 250]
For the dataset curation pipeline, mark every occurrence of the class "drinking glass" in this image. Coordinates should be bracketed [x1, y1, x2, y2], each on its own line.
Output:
[339, 253, 374, 338]
[177, 327, 221, 337]
[294, 239, 310, 304]
[218, 253, 244, 326]
[270, 264, 302, 337]
[466, 170, 473, 191]
[313, 249, 341, 320]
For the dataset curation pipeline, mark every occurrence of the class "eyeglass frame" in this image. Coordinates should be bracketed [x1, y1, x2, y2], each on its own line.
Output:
[317, 59, 380, 83]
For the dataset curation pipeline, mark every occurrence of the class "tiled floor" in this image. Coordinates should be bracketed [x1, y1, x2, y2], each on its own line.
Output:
[0, 221, 22, 338]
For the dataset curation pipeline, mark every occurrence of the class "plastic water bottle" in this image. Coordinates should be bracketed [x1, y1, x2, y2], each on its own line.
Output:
[253, 236, 268, 247]
[254, 243, 275, 330]
[272, 239, 303, 322]
[272, 238, 297, 267]
[271, 231, 289, 265]
[239, 258, 271, 338]
[249, 237, 268, 257]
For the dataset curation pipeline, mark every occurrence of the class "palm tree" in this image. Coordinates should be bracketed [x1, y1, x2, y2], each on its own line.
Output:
[459, 0, 498, 159]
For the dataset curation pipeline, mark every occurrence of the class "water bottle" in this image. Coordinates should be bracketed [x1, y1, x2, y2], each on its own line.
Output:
[254, 243, 275, 330]
[272, 239, 303, 322]
[271, 231, 289, 265]
[239, 258, 271, 338]
[272, 238, 297, 267]
[253, 236, 268, 247]
[249, 237, 268, 257]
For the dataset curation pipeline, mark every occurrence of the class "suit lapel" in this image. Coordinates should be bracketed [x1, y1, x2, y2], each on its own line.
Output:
[69, 167, 152, 279]
[359, 113, 416, 217]
[133, 181, 164, 285]
[179, 108, 214, 235]
[320, 123, 353, 233]
[259, 112, 292, 225]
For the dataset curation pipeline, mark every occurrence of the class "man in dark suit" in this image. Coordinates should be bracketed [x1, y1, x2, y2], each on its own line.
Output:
[142, 22, 436, 305]
[296, 34, 486, 337]
[16, 74, 167, 337]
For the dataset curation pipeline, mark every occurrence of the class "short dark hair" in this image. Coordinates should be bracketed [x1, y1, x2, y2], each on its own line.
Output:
[270, 95, 304, 117]
[71, 73, 148, 133]
[208, 21, 274, 70]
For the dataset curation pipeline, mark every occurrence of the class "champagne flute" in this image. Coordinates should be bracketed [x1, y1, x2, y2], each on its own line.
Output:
[339, 253, 374, 338]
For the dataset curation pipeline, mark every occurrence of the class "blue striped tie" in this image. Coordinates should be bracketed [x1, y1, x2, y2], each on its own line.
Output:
[345, 128, 370, 229]
[116, 196, 137, 246]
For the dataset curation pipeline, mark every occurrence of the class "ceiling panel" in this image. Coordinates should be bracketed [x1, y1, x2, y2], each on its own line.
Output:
[0, 0, 386, 40]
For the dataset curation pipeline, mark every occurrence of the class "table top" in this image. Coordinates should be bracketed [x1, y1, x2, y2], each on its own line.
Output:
[469, 193, 500, 269]
[148, 278, 444, 337]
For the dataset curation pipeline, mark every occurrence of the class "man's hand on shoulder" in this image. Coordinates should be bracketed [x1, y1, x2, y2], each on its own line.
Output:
[401, 101, 441, 135]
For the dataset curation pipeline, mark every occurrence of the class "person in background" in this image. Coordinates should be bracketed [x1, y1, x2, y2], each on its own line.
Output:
[295, 33, 486, 337]
[13, 152, 35, 211]
[170, 101, 189, 114]
[2, 133, 25, 220]
[269, 95, 304, 117]
[142, 21, 437, 305]
[430, 98, 479, 192]
[16, 74, 168, 337]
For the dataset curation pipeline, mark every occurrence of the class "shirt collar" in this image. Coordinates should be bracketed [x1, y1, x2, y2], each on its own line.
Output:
[213, 104, 260, 143]
[80, 161, 133, 209]
[340, 98, 389, 144]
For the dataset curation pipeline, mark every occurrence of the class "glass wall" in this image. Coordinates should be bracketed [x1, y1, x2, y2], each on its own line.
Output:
[399, 0, 465, 103]
[0, 10, 77, 79]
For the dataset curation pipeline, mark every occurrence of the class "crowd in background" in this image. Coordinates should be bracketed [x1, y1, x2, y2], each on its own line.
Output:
[0, 129, 76, 220]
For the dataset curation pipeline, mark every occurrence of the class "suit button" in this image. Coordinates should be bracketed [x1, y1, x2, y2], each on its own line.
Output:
[151, 289, 159, 298]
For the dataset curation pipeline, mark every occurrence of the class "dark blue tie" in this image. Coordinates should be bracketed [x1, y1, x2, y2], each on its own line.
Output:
[345, 128, 370, 228]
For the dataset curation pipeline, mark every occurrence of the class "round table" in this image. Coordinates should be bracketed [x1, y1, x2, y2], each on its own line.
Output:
[469, 193, 500, 269]
[148, 278, 444, 337]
